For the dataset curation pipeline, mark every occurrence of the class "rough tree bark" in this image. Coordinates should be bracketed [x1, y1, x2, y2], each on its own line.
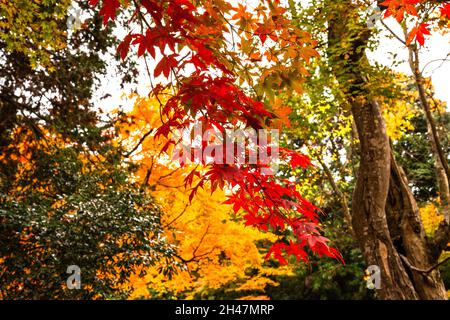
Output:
[350, 97, 419, 299]
[386, 150, 446, 299]
[325, 0, 448, 299]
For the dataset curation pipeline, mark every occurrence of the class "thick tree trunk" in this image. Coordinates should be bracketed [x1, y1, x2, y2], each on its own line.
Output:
[351, 97, 419, 299]
[386, 150, 447, 299]
[326, 0, 448, 299]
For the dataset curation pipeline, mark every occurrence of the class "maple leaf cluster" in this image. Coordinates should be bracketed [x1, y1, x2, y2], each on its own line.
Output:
[381, 0, 420, 22]
[88, 0, 342, 264]
[380, 0, 450, 46]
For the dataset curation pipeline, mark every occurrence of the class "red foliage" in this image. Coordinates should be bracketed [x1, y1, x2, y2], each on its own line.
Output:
[379, 0, 449, 47]
[89, 0, 343, 264]
[90, 0, 120, 25]
[440, 3, 450, 19]
[381, 0, 420, 22]
[406, 23, 431, 46]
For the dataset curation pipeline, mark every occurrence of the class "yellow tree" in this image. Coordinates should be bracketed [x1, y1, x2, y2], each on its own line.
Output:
[118, 95, 295, 299]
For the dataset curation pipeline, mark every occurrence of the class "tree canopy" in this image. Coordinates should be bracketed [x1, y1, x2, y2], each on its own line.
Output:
[1, 0, 450, 300]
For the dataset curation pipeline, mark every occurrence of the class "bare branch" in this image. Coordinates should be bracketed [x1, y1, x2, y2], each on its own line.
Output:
[401, 254, 450, 274]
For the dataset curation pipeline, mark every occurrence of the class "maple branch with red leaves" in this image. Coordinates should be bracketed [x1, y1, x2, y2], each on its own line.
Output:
[88, 0, 343, 265]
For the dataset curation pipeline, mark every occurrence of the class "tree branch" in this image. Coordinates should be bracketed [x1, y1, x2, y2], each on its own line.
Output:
[123, 128, 154, 158]
[401, 254, 450, 274]
[430, 221, 450, 260]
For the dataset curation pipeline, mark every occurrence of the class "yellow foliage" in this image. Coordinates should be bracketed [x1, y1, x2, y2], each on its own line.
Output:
[420, 203, 444, 236]
[238, 295, 271, 300]
[382, 100, 417, 141]
[235, 275, 279, 292]
[0, 0, 72, 68]
[119, 95, 293, 299]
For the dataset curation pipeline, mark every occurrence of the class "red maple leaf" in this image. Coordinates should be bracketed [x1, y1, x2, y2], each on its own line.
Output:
[97, 0, 120, 25]
[381, 0, 419, 22]
[440, 4, 450, 19]
[154, 54, 179, 78]
[265, 242, 289, 265]
[117, 34, 133, 61]
[406, 23, 430, 46]
[280, 147, 311, 169]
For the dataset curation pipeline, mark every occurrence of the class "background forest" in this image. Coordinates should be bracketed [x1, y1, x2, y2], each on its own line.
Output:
[1, 0, 450, 300]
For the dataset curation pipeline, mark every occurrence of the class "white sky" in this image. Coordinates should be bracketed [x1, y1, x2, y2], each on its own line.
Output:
[367, 17, 450, 107]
